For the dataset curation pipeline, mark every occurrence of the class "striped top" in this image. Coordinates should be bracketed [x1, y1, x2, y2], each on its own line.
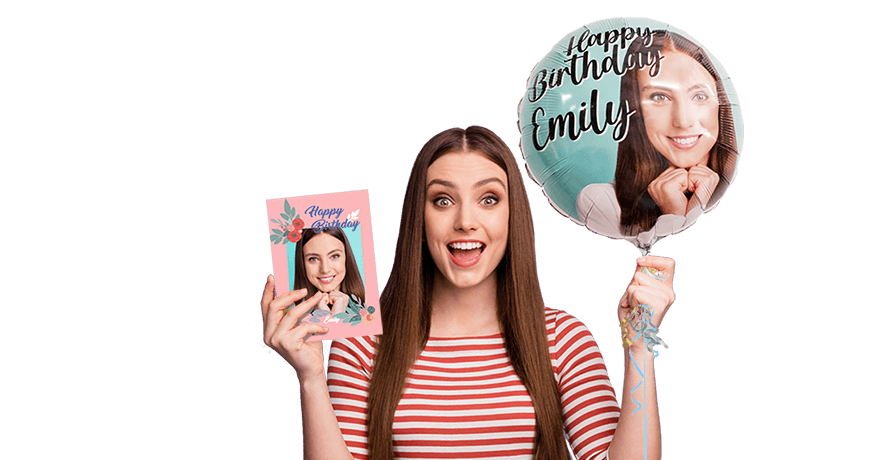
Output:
[327, 308, 620, 459]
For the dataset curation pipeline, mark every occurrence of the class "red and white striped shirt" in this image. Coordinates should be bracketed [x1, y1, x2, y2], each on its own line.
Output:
[327, 308, 619, 459]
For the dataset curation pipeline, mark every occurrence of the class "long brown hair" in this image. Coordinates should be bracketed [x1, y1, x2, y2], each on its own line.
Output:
[292, 227, 366, 303]
[366, 126, 571, 459]
[615, 30, 739, 232]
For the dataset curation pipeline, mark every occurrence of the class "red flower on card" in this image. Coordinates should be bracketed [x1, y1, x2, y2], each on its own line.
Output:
[293, 217, 305, 232]
[287, 231, 301, 243]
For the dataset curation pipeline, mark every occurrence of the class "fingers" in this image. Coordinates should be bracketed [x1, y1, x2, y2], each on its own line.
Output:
[649, 168, 691, 215]
[651, 167, 687, 188]
[267, 321, 330, 361]
[331, 300, 347, 315]
[626, 283, 672, 310]
[687, 165, 718, 207]
[272, 322, 329, 351]
[293, 322, 329, 339]
[636, 256, 675, 280]
[263, 288, 310, 345]
[618, 290, 630, 309]
[274, 291, 324, 337]
[268, 289, 321, 348]
[261, 274, 275, 319]
[626, 256, 676, 323]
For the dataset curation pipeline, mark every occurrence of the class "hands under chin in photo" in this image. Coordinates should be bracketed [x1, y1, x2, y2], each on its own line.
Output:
[319, 290, 349, 315]
[648, 165, 719, 216]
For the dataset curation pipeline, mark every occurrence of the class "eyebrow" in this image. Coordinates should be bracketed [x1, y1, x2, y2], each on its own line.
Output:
[304, 248, 344, 258]
[427, 177, 507, 189]
[641, 82, 714, 93]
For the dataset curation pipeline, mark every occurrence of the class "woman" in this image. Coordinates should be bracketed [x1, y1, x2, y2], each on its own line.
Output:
[262, 126, 675, 459]
[576, 30, 738, 249]
[292, 227, 366, 315]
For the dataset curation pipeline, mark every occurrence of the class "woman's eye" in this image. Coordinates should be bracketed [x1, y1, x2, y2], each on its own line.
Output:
[433, 197, 453, 207]
[481, 195, 499, 206]
[331, 254, 340, 260]
[693, 92, 708, 101]
[307, 257, 318, 263]
[650, 93, 668, 102]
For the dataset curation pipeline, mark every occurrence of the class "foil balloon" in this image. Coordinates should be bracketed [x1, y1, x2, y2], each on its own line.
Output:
[518, 18, 742, 253]
[518, 22, 743, 453]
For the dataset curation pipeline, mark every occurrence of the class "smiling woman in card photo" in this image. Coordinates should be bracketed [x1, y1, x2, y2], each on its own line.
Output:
[292, 227, 366, 316]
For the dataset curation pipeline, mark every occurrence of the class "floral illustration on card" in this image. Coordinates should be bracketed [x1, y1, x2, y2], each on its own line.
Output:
[269, 199, 305, 244]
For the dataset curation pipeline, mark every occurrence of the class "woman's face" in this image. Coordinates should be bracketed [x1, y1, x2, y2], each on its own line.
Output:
[302, 232, 347, 293]
[424, 151, 509, 290]
[638, 48, 719, 169]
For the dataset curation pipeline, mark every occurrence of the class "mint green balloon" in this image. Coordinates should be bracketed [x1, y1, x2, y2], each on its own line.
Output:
[518, 17, 743, 226]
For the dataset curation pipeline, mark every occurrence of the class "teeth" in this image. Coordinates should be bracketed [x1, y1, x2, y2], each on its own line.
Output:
[671, 135, 699, 145]
[449, 242, 483, 250]
[319, 276, 334, 282]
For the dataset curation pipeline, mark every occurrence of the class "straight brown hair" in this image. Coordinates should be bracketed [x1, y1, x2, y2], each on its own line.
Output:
[366, 126, 571, 459]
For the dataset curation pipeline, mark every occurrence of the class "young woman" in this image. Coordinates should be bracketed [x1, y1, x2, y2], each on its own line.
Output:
[262, 126, 676, 459]
[292, 227, 366, 315]
[576, 30, 739, 248]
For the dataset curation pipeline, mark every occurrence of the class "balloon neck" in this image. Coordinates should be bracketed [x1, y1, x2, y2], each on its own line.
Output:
[639, 247, 650, 257]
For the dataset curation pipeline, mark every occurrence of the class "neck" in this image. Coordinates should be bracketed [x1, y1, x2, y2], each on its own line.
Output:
[428, 271, 500, 338]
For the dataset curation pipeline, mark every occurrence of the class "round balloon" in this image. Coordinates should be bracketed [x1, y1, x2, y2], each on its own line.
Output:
[518, 18, 742, 251]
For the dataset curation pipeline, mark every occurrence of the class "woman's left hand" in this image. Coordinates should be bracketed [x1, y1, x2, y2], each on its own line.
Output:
[618, 256, 676, 352]
[326, 290, 350, 315]
[686, 164, 719, 213]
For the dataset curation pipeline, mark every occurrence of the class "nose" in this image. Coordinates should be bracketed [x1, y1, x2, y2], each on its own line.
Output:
[455, 202, 479, 231]
[671, 98, 695, 129]
[318, 258, 331, 274]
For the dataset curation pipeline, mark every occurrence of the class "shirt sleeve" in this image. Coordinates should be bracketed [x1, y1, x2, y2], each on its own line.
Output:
[328, 336, 375, 460]
[549, 309, 621, 460]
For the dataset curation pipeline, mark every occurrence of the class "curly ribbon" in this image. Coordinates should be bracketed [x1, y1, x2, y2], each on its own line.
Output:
[620, 304, 667, 357]
[620, 262, 668, 353]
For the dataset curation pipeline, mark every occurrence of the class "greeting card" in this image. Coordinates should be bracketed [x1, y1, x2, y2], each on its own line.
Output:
[266, 190, 381, 341]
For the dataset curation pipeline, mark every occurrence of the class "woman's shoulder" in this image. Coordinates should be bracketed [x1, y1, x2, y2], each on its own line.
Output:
[575, 182, 625, 239]
[576, 182, 618, 209]
[544, 307, 596, 344]
[544, 308, 607, 380]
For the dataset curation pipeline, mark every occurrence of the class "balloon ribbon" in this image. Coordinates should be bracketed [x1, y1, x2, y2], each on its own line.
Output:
[620, 304, 667, 356]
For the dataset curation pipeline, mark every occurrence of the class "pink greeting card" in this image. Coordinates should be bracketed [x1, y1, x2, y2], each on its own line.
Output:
[266, 190, 381, 342]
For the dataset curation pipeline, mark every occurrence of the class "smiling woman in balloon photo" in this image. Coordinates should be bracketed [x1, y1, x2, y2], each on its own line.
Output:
[575, 30, 739, 249]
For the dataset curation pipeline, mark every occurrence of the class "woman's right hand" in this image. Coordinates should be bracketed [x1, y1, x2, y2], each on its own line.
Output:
[648, 166, 690, 216]
[261, 275, 329, 383]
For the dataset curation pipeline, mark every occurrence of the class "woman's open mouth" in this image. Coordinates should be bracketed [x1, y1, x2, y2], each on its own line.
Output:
[317, 275, 336, 284]
[448, 241, 485, 268]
